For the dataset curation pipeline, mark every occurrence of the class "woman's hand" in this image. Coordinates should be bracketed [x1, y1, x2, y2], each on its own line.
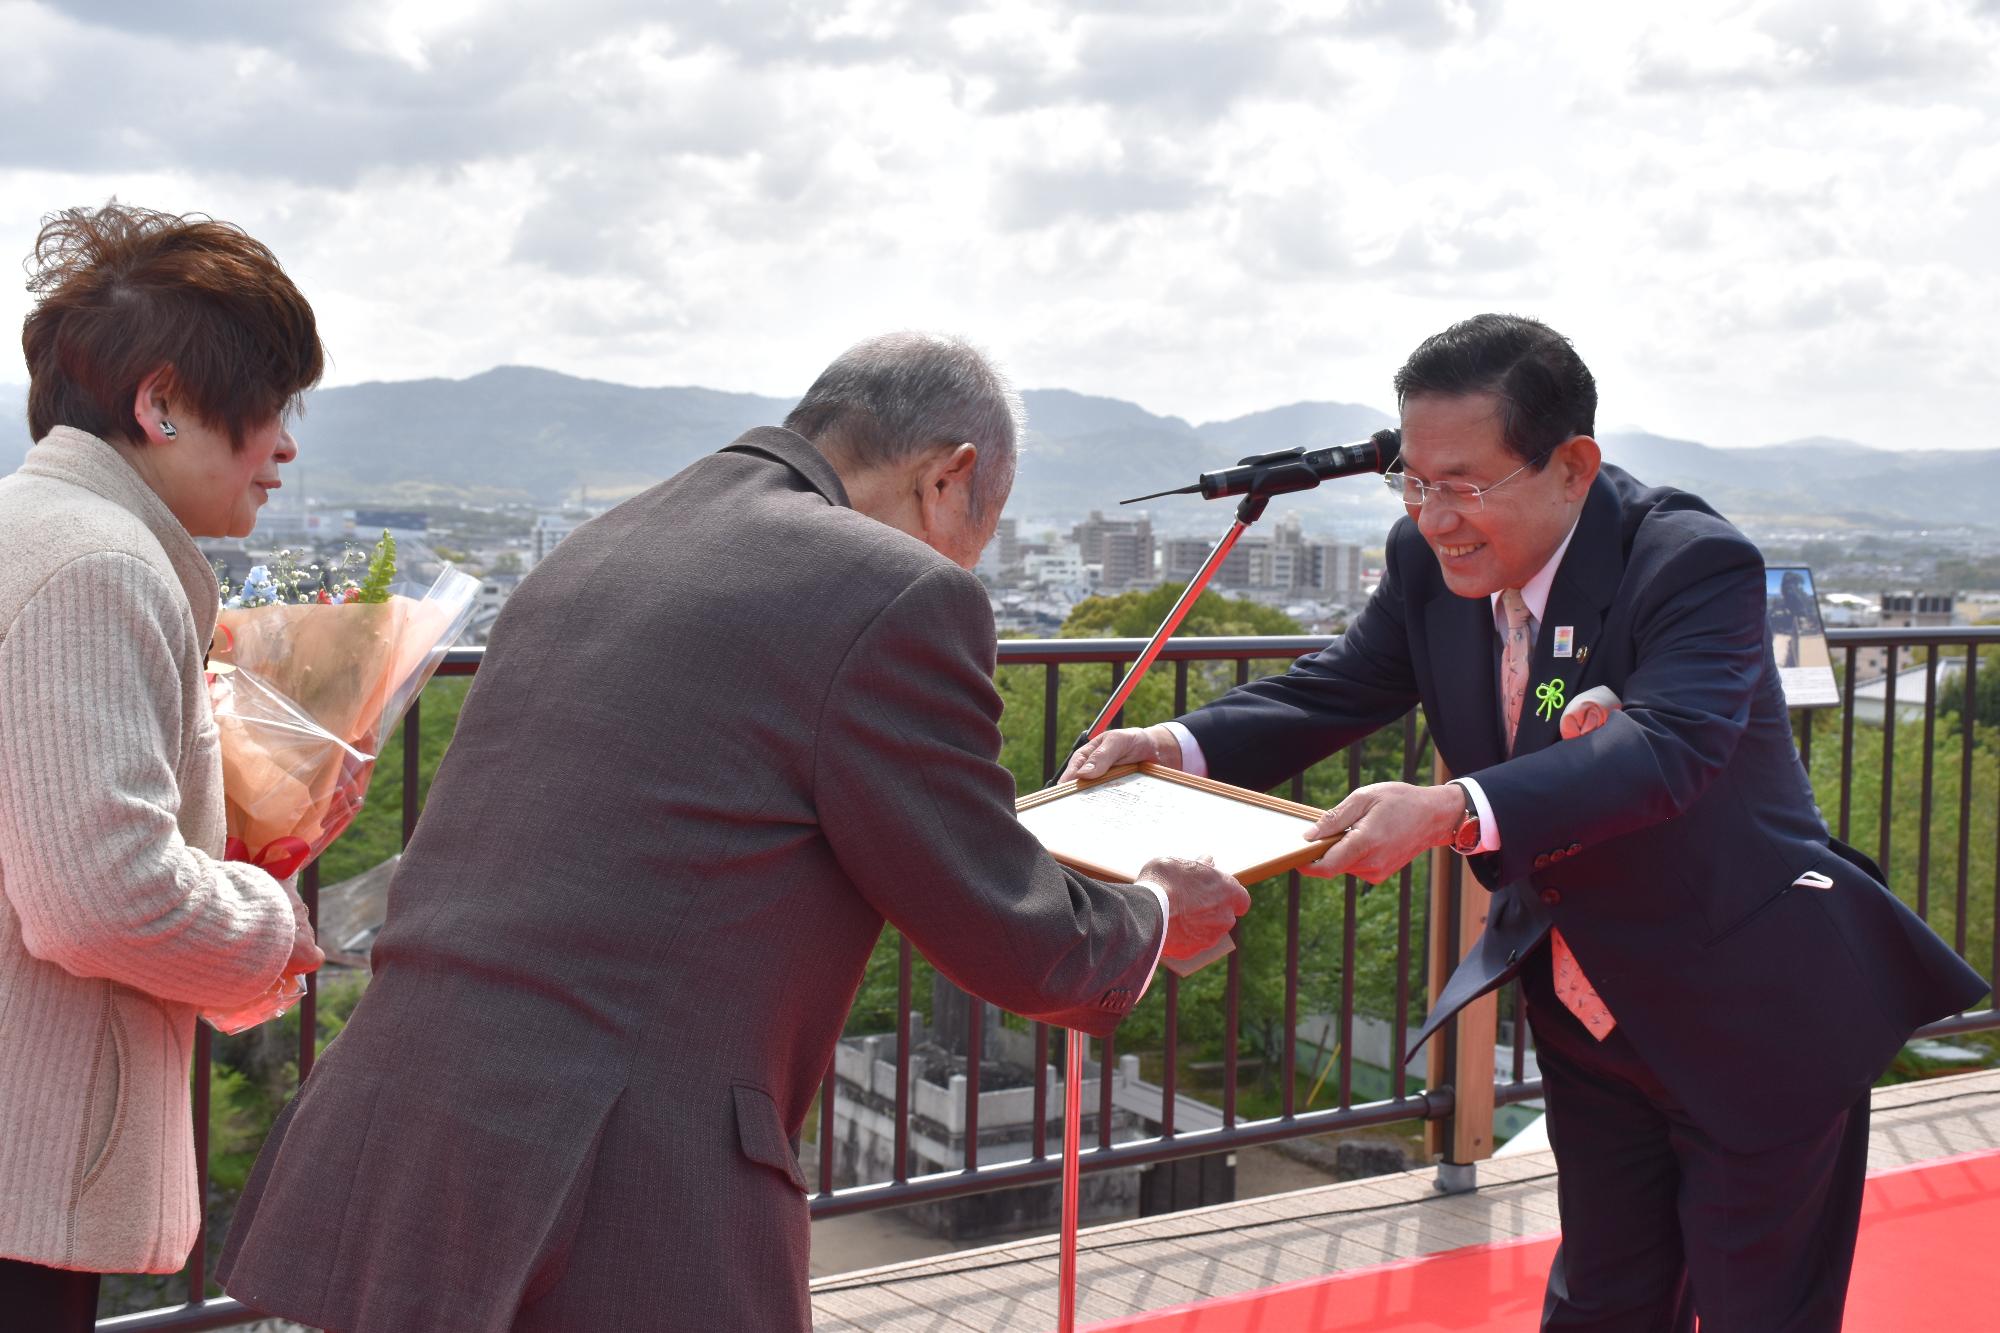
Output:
[282, 887, 325, 977]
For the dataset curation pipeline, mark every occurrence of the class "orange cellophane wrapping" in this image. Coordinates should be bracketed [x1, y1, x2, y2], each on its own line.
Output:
[208, 587, 464, 868]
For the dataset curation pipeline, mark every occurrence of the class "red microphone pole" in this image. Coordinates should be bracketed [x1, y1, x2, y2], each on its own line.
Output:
[1055, 504, 1259, 1332]
[1054, 437, 1351, 1328]
[1051, 432, 1395, 1328]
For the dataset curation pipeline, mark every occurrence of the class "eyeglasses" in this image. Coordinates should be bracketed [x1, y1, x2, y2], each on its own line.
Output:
[1382, 455, 1546, 512]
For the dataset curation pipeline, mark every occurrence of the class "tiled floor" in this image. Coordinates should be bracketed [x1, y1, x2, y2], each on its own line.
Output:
[810, 1068, 2000, 1332]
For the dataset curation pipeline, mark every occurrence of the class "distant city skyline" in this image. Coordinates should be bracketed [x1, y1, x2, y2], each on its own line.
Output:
[4, 2, 1998, 451]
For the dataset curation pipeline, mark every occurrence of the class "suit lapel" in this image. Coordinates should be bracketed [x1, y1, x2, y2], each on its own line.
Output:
[1424, 592, 1506, 776]
[1509, 476, 1624, 759]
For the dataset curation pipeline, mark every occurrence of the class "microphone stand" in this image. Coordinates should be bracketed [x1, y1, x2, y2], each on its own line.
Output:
[1054, 448, 1338, 1333]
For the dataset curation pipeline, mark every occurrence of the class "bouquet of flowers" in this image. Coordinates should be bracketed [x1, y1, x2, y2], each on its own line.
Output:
[201, 534, 479, 1032]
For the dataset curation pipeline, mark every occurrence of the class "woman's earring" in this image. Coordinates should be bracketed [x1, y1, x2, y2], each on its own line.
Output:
[159, 420, 177, 439]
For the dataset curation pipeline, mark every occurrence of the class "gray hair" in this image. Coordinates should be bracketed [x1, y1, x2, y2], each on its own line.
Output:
[784, 332, 1023, 519]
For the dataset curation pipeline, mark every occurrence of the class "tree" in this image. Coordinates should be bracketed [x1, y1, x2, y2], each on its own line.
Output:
[994, 584, 1309, 794]
[1062, 583, 1305, 639]
[1938, 646, 2000, 730]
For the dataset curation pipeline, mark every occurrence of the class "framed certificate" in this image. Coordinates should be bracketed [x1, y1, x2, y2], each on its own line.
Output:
[1015, 763, 1336, 886]
[1765, 565, 1840, 708]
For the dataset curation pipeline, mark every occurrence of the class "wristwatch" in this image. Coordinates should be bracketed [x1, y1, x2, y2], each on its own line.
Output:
[1449, 780, 1483, 856]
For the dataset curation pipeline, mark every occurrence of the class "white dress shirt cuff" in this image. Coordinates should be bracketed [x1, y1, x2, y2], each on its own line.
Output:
[1161, 720, 1208, 778]
[1135, 881, 1170, 999]
[1454, 777, 1502, 853]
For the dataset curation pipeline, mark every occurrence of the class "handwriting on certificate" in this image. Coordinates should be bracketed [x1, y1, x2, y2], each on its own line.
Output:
[1016, 768, 1325, 884]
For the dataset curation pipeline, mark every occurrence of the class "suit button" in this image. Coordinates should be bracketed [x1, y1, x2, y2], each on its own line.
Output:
[1540, 888, 1561, 905]
[1533, 854, 1550, 870]
[1507, 948, 1520, 965]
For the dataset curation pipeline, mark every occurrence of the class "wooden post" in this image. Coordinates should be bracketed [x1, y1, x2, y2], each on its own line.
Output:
[1424, 756, 1498, 1165]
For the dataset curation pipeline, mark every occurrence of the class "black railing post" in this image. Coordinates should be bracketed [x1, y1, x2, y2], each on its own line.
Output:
[188, 1022, 212, 1304]
[819, 1063, 837, 1195]
[1881, 645, 1900, 875]
[1919, 648, 1938, 919]
[964, 999, 983, 1171]
[298, 860, 318, 1082]
[1282, 871, 1301, 1119]
[1223, 926, 1241, 1131]
[1957, 648, 1977, 956]
[1041, 663, 1060, 784]
[1340, 747, 1362, 1111]
[1097, 1032, 1116, 1152]
[1394, 713, 1419, 1101]
[894, 935, 911, 1182]
[1840, 645, 1858, 840]
[402, 695, 422, 844]
[1032, 1021, 1050, 1160]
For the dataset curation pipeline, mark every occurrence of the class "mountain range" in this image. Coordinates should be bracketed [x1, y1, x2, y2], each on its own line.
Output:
[3, 368, 1993, 533]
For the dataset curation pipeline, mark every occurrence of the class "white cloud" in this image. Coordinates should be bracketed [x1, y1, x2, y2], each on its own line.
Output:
[2, 0, 1998, 452]
[1631, 0, 1998, 91]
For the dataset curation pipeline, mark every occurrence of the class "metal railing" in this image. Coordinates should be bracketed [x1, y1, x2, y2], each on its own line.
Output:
[104, 626, 2000, 1329]
[815, 635, 1451, 1222]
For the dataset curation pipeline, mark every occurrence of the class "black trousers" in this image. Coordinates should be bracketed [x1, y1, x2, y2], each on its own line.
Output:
[1520, 945, 1871, 1333]
[0, 1257, 102, 1332]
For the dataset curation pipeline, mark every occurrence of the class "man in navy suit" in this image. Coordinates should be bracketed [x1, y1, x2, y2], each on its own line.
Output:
[1067, 314, 1988, 1332]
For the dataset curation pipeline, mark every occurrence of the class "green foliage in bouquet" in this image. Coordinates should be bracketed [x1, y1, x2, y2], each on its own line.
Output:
[356, 529, 397, 604]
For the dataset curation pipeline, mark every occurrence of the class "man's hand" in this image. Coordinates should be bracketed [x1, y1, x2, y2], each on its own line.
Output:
[1303, 782, 1464, 884]
[1060, 724, 1184, 783]
[1134, 855, 1251, 959]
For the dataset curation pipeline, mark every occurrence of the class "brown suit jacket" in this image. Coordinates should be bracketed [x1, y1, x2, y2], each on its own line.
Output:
[218, 429, 1163, 1331]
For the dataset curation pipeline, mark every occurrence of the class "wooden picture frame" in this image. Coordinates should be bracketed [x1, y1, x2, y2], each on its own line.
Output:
[1015, 762, 1336, 886]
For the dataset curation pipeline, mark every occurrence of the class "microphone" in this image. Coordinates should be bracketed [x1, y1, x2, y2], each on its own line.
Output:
[1122, 428, 1400, 505]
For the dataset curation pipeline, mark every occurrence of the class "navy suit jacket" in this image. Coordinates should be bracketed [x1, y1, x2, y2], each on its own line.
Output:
[1181, 464, 1988, 1153]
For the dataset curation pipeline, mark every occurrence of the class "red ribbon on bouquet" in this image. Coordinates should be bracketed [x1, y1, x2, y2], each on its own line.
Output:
[204, 623, 237, 684]
[224, 834, 313, 881]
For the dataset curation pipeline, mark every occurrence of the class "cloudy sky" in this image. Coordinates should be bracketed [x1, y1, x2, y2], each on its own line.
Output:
[3, 0, 1997, 449]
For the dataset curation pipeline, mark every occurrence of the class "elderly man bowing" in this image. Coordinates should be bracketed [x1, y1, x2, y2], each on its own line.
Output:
[1070, 314, 1986, 1333]
[221, 333, 1250, 1332]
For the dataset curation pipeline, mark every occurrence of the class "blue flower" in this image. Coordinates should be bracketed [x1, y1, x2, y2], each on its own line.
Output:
[241, 565, 279, 605]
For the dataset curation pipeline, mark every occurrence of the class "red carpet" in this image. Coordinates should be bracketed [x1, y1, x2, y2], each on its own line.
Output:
[1083, 1149, 2000, 1333]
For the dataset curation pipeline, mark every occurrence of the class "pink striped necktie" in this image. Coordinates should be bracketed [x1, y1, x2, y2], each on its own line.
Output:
[1500, 589, 1616, 1041]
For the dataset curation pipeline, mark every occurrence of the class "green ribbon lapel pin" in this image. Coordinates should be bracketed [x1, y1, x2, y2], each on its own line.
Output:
[1534, 677, 1566, 722]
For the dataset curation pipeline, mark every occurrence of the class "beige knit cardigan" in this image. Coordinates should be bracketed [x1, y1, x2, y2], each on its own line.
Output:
[0, 427, 297, 1275]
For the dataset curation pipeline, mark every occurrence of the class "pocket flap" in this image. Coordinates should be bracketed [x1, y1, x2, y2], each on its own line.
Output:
[732, 1083, 808, 1193]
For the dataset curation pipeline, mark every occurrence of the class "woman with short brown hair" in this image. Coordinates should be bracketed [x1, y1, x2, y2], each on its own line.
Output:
[0, 203, 327, 1328]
